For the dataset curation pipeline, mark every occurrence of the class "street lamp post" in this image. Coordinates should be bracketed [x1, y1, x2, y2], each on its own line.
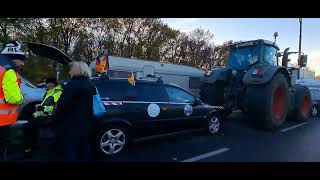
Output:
[298, 18, 302, 67]
[55, 64, 62, 82]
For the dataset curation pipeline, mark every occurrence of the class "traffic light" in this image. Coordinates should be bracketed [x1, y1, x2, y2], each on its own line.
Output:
[299, 54, 308, 67]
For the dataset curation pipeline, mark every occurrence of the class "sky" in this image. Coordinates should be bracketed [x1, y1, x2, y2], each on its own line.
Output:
[162, 18, 320, 75]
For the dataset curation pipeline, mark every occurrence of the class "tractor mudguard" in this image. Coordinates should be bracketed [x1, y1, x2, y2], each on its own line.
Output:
[203, 68, 228, 84]
[242, 65, 290, 86]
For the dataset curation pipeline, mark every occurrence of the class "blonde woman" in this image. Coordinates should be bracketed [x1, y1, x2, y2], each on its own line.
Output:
[54, 61, 95, 161]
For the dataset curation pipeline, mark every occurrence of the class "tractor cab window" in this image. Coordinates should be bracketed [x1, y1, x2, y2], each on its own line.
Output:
[228, 45, 260, 69]
[264, 45, 278, 66]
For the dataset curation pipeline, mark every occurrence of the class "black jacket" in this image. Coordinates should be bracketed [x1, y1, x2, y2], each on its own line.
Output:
[54, 76, 96, 143]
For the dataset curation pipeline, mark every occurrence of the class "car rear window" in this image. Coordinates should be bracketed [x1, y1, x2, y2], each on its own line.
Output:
[95, 81, 127, 101]
[135, 83, 168, 102]
[164, 85, 195, 103]
[310, 88, 320, 100]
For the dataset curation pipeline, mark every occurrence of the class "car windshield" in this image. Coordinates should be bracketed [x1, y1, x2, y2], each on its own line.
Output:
[228, 45, 260, 69]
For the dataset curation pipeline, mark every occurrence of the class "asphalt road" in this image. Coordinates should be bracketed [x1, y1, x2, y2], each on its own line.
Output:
[106, 113, 320, 162]
[9, 112, 320, 162]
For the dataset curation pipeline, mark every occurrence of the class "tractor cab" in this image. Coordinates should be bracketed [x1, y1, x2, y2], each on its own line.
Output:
[226, 39, 280, 70]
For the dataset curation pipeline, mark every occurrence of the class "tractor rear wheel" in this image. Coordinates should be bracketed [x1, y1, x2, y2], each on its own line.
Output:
[246, 73, 289, 131]
[288, 84, 311, 122]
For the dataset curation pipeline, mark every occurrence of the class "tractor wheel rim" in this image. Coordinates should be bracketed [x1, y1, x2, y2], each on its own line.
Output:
[100, 129, 125, 155]
[301, 96, 311, 118]
[312, 107, 317, 116]
[272, 86, 286, 119]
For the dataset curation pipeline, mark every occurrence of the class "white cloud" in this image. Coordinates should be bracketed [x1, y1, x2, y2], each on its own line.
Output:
[304, 49, 320, 75]
[162, 18, 320, 76]
[162, 18, 203, 33]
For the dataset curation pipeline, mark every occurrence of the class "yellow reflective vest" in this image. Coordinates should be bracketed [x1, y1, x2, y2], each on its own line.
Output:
[34, 84, 63, 117]
[0, 67, 24, 126]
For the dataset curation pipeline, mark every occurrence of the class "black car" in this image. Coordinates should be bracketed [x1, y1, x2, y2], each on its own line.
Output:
[13, 76, 223, 159]
[309, 87, 320, 117]
[91, 77, 223, 157]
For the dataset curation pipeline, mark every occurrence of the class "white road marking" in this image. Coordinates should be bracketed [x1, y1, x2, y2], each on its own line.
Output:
[180, 147, 230, 162]
[280, 122, 308, 132]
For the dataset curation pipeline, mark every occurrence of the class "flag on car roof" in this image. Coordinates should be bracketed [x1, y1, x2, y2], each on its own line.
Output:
[96, 54, 109, 73]
[128, 71, 135, 86]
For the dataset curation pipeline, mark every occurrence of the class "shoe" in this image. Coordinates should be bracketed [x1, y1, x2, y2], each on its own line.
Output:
[24, 149, 33, 159]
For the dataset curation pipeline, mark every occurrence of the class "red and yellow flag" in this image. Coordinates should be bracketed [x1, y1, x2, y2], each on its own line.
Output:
[96, 55, 109, 73]
[128, 72, 135, 86]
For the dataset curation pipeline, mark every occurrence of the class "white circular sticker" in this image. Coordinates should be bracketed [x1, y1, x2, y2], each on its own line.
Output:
[147, 103, 160, 118]
[184, 104, 193, 116]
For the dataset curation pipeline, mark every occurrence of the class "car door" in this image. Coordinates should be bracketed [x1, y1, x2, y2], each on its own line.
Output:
[163, 85, 206, 131]
[124, 82, 172, 136]
[95, 80, 127, 119]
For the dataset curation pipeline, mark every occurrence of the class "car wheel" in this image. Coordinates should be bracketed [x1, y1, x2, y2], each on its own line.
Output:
[207, 115, 220, 135]
[98, 125, 130, 158]
[311, 105, 318, 117]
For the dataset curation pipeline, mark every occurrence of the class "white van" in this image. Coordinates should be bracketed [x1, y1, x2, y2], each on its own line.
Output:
[89, 55, 205, 97]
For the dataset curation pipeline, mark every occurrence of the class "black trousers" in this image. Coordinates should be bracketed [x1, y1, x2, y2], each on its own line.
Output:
[25, 116, 53, 152]
[61, 136, 92, 162]
[0, 126, 10, 160]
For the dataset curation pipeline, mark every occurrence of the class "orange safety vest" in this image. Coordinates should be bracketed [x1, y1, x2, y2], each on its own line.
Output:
[0, 65, 21, 126]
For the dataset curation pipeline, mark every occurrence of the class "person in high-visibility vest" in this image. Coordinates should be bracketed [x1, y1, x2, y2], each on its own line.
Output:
[33, 78, 63, 118]
[24, 78, 64, 158]
[0, 41, 26, 160]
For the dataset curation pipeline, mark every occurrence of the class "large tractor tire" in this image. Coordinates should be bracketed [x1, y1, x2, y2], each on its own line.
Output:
[288, 84, 311, 122]
[246, 73, 289, 131]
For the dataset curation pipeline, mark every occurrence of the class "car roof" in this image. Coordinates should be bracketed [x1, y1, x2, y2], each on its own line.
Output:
[92, 78, 166, 85]
[92, 78, 194, 94]
[93, 77, 185, 88]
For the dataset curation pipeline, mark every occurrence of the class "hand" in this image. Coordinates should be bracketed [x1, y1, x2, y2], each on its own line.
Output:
[44, 106, 51, 113]
[33, 111, 44, 118]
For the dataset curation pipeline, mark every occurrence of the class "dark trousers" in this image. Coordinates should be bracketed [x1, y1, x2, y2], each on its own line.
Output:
[62, 136, 92, 162]
[0, 126, 10, 160]
[25, 116, 54, 152]
[24, 118, 42, 152]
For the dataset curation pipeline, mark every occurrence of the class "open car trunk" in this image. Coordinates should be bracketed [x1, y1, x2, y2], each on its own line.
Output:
[24, 42, 73, 64]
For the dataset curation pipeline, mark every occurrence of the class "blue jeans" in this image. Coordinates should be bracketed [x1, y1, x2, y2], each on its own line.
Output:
[63, 136, 92, 162]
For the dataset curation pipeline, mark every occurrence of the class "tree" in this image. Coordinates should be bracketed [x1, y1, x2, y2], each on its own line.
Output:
[0, 18, 29, 47]
[0, 18, 237, 84]
[47, 18, 85, 54]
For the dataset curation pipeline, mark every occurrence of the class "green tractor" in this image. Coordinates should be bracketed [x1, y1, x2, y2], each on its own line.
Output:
[200, 39, 311, 130]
